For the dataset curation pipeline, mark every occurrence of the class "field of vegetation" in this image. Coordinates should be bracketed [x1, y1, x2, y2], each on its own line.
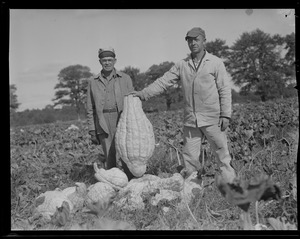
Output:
[10, 97, 298, 231]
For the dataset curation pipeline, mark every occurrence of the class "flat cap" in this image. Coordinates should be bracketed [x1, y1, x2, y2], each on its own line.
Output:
[185, 27, 206, 40]
[98, 47, 116, 58]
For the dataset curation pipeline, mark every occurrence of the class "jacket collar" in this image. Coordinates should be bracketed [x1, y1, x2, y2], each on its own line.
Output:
[187, 50, 213, 70]
[203, 51, 214, 61]
[94, 68, 122, 80]
[115, 70, 123, 77]
[187, 50, 213, 62]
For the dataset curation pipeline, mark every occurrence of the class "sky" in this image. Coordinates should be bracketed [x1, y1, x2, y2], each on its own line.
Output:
[9, 9, 295, 111]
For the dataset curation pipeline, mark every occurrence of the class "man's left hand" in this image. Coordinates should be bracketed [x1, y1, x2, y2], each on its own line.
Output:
[218, 117, 230, 131]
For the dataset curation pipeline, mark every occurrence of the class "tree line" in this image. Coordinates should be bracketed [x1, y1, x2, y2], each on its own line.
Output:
[10, 29, 297, 127]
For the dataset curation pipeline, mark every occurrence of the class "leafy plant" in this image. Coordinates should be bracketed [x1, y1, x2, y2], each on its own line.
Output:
[10, 97, 298, 230]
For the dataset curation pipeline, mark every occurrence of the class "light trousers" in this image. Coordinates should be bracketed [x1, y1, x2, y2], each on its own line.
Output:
[182, 124, 236, 183]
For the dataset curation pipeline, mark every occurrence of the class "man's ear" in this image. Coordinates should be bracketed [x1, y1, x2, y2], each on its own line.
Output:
[114, 58, 117, 64]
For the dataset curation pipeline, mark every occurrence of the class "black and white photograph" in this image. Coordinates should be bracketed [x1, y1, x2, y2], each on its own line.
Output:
[9, 9, 297, 232]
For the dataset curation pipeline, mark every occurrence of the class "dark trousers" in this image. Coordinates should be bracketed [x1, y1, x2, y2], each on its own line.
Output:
[97, 111, 135, 180]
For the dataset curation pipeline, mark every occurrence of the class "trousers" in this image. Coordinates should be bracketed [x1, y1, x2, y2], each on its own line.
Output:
[182, 124, 236, 183]
[97, 111, 134, 180]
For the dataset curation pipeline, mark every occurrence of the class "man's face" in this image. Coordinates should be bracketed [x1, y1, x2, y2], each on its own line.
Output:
[99, 56, 116, 72]
[187, 35, 206, 55]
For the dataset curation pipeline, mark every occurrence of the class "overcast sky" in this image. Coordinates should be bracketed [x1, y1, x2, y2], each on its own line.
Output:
[9, 9, 295, 111]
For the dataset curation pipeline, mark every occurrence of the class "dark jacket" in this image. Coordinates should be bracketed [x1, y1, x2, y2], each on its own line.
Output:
[86, 69, 134, 134]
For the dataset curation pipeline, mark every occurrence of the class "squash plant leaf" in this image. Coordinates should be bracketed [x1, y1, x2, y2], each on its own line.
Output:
[216, 175, 281, 212]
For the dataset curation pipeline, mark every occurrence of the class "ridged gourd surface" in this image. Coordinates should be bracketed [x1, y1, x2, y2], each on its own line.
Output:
[115, 95, 155, 177]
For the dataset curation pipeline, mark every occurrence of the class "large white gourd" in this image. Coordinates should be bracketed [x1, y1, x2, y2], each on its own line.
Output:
[115, 95, 155, 177]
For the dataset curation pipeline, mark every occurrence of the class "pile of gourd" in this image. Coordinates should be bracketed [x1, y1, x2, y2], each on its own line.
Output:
[33, 95, 156, 222]
[33, 165, 129, 222]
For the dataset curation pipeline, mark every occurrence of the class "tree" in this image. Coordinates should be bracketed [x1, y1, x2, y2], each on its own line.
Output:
[282, 83, 298, 98]
[121, 66, 147, 91]
[227, 29, 291, 101]
[10, 84, 20, 113]
[205, 38, 230, 61]
[45, 104, 54, 110]
[145, 61, 182, 110]
[284, 32, 295, 66]
[282, 32, 296, 84]
[231, 89, 242, 103]
[53, 65, 93, 120]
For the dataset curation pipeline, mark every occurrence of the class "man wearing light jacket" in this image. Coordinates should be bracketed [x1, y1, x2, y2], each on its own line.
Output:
[130, 27, 236, 183]
[86, 47, 135, 178]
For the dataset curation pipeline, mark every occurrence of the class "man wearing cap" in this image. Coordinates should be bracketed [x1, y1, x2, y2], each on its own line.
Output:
[130, 27, 236, 183]
[86, 47, 135, 179]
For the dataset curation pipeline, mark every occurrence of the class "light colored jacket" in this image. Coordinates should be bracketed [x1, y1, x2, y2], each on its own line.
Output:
[86, 69, 134, 134]
[141, 51, 232, 127]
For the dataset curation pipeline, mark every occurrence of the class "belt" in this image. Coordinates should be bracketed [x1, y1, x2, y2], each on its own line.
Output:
[103, 108, 118, 113]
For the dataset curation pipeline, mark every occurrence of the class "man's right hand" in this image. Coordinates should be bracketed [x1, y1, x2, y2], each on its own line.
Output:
[89, 131, 100, 145]
[127, 91, 145, 101]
